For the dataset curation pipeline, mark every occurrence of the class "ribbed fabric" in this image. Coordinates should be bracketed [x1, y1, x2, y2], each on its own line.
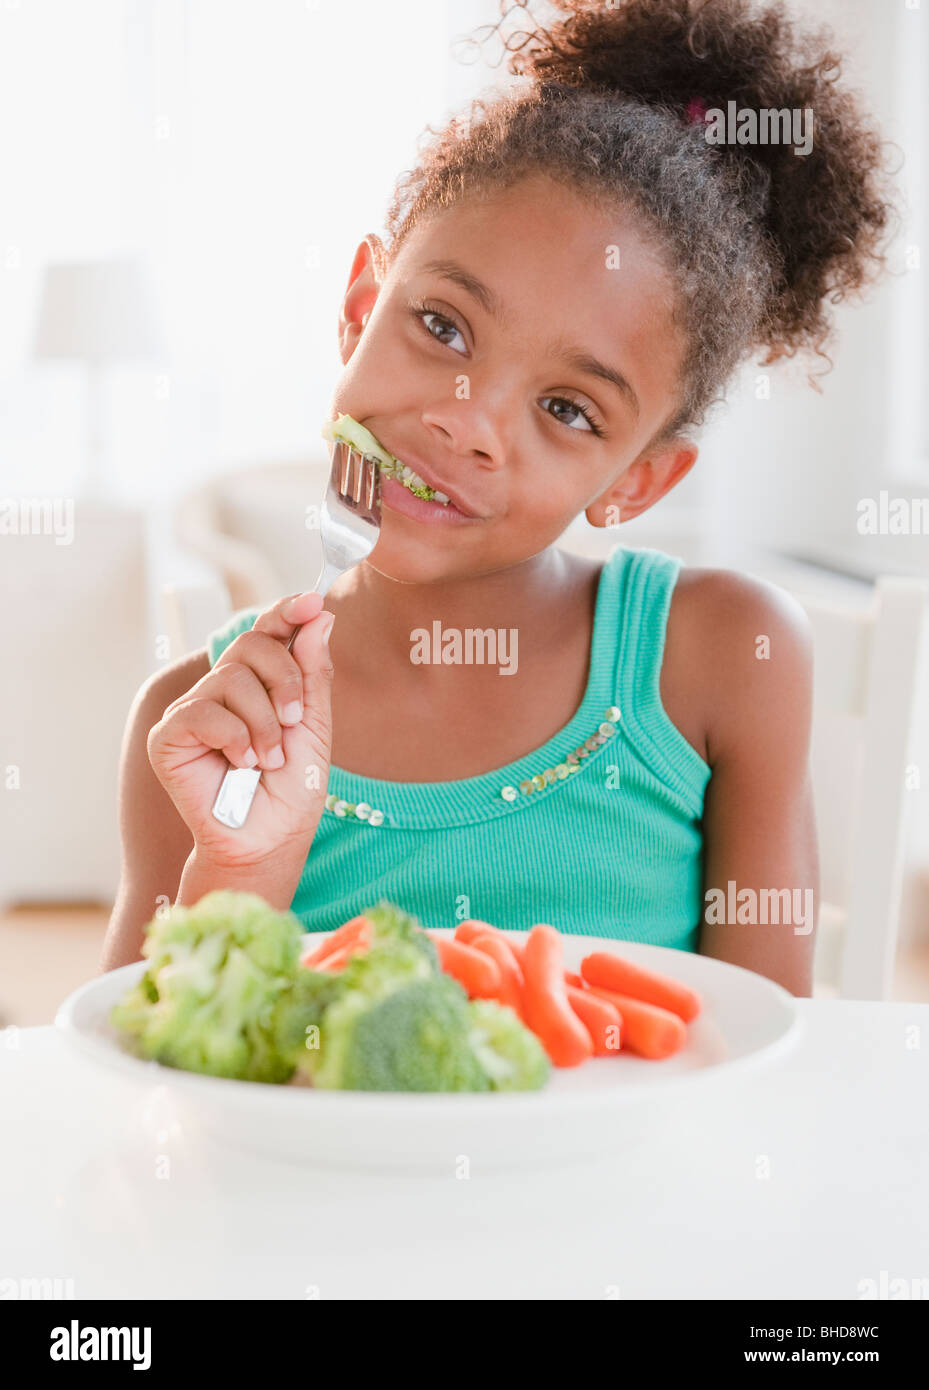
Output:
[206, 545, 712, 950]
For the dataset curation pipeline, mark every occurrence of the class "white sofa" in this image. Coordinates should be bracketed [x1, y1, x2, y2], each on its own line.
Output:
[1, 500, 149, 907]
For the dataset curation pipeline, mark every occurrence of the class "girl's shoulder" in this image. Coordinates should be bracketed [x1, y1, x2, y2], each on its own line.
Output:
[667, 562, 815, 769]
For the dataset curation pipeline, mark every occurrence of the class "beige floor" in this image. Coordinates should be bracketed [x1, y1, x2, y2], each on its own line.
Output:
[0, 904, 114, 1028]
[2, 903, 929, 1027]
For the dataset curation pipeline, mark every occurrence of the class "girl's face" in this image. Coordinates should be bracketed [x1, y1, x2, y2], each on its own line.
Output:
[330, 173, 697, 584]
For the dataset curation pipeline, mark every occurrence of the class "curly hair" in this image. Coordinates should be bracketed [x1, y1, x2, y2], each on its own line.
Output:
[381, 0, 897, 442]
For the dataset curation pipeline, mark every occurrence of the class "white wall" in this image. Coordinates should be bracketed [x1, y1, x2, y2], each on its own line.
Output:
[0, 0, 502, 504]
[695, 0, 929, 576]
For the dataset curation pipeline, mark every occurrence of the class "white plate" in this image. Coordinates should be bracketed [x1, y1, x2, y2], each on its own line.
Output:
[56, 931, 803, 1172]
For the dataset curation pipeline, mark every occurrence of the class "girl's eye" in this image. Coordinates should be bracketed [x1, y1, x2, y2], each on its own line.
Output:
[409, 299, 605, 438]
[409, 302, 467, 354]
[540, 396, 605, 438]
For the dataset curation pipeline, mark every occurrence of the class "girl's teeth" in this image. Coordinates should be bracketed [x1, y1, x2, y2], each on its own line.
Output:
[385, 457, 451, 505]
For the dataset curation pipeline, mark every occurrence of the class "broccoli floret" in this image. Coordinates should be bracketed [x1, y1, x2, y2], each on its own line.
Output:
[321, 414, 399, 471]
[271, 965, 349, 1067]
[468, 1000, 551, 1091]
[299, 936, 437, 1085]
[282, 906, 440, 1081]
[361, 899, 439, 969]
[318, 973, 492, 1092]
[110, 890, 303, 1083]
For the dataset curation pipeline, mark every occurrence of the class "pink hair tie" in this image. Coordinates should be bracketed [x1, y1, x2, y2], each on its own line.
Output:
[685, 98, 708, 125]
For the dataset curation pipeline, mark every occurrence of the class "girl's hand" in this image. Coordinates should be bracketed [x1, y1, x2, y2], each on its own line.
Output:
[147, 592, 334, 869]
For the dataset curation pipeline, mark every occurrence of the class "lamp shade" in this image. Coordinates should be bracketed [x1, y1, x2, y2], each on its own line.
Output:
[32, 256, 164, 364]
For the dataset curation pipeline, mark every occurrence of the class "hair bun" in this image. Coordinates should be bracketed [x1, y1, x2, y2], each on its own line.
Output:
[496, 0, 895, 368]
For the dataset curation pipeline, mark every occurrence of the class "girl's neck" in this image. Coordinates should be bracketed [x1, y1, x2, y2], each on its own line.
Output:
[325, 545, 588, 683]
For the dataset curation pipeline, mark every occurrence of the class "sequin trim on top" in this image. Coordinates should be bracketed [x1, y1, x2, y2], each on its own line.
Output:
[321, 705, 622, 828]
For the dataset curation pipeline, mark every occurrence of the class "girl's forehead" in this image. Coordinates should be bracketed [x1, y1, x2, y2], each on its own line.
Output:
[395, 177, 672, 313]
[389, 178, 684, 411]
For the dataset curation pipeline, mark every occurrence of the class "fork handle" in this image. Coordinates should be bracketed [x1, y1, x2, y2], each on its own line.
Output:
[313, 559, 344, 599]
[210, 556, 342, 830]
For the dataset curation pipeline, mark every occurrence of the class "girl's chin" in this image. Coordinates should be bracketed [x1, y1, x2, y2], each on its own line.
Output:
[364, 550, 471, 586]
[364, 532, 497, 585]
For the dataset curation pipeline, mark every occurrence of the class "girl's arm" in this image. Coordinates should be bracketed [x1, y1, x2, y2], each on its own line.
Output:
[694, 572, 819, 996]
[100, 653, 208, 972]
[101, 649, 304, 972]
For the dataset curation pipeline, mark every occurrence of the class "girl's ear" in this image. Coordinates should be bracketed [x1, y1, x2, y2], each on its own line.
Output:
[337, 235, 388, 359]
[585, 440, 698, 528]
[366, 233, 389, 283]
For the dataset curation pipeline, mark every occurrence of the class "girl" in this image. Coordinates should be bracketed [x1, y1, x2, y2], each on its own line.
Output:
[102, 0, 894, 994]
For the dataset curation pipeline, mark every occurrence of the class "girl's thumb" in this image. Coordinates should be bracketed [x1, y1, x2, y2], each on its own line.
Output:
[293, 609, 335, 685]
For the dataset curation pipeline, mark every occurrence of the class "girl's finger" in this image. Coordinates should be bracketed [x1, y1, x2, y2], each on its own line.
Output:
[195, 661, 288, 770]
[151, 697, 257, 770]
[250, 590, 326, 645]
[210, 628, 306, 726]
[290, 608, 336, 736]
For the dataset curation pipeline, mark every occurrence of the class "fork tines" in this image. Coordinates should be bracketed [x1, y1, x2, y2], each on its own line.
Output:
[337, 443, 380, 515]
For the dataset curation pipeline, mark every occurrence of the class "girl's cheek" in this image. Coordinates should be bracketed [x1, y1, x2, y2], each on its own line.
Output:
[534, 481, 585, 522]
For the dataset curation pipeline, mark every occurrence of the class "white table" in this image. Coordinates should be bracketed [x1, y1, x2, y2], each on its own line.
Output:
[2, 1002, 927, 1300]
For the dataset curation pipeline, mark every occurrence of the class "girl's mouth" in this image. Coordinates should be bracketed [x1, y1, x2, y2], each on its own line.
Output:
[378, 454, 447, 502]
[377, 448, 489, 521]
[321, 415, 486, 523]
[379, 472, 479, 526]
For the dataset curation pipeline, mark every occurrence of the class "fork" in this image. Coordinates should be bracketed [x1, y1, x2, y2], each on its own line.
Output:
[210, 439, 382, 829]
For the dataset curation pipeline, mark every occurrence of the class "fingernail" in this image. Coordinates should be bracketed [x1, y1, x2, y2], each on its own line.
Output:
[319, 612, 335, 647]
[287, 590, 318, 614]
[281, 700, 302, 725]
[243, 745, 258, 767]
[265, 745, 285, 770]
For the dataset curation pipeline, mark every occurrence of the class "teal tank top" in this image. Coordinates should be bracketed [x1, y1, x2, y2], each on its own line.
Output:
[206, 545, 712, 951]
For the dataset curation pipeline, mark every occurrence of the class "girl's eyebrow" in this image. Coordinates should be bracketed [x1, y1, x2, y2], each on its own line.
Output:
[420, 258, 504, 319]
[418, 257, 640, 420]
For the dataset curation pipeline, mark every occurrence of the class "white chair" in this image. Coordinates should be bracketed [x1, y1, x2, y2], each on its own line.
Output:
[161, 580, 233, 660]
[160, 457, 331, 654]
[754, 568, 928, 1000]
[172, 458, 331, 612]
[0, 500, 150, 907]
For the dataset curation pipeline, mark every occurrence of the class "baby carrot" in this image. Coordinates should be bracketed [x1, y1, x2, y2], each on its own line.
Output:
[454, 919, 498, 944]
[565, 985, 622, 1056]
[504, 938, 527, 970]
[314, 945, 354, 971]
[301, 915, 372, 967]
[470, 931, 527, 1021]
[432, 935, 502, 999]
[522, 925, 594, 1068]
[580, 952, 702, 1023]
[455, 920, 527, 969]
[564, 970, 584, 989]
[584, 984, 687, 1059]
[312, 918, 375, 971]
